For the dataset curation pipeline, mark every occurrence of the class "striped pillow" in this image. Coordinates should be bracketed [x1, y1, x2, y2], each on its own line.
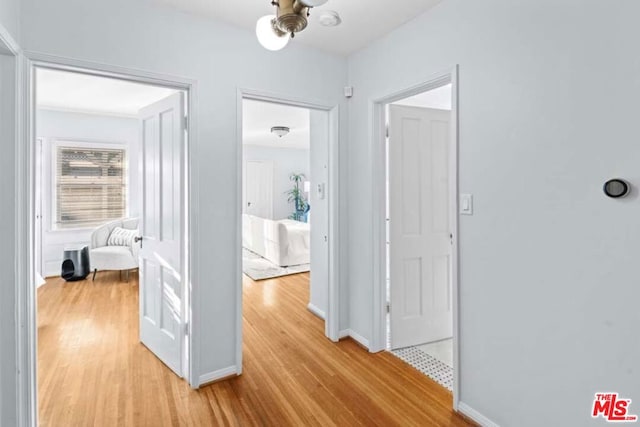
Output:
[107, 227, 137, 247]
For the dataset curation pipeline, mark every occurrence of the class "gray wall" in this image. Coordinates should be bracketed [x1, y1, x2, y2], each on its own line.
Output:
[0, 51, 17, 427]
[347, 0, 640, 425]
[0, 2, 20, 424]
[0, 0, 19, 44]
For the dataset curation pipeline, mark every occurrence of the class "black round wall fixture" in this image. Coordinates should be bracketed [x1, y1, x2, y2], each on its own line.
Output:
[603, 179, 630, 198]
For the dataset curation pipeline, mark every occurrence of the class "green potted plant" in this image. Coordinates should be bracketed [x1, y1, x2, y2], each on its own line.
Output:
[286, 173, 309, 222]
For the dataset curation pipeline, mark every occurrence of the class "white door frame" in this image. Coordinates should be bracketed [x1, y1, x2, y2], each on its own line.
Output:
[16, 51, 200, 427]
[235, 88, 341, 371]
[369, 66, 461, 409]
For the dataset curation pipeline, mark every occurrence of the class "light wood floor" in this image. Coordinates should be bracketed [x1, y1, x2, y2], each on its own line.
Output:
[38, 271, 474, 426]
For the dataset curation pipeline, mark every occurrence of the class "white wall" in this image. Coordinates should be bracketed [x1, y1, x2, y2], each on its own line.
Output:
[18, 0, 350, 397]
[36, 109, 140, 277]
[243, 146, 310, 221]
[347, 0, 640, 426]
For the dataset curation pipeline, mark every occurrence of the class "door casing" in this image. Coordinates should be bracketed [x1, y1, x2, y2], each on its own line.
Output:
[235, 88, 341, 374]
[369, 66, 461, 409]
[17, 52, 198, 427]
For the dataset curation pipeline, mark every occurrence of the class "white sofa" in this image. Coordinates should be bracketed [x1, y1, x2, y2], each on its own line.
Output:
[90, 218, 140, 280]
[243, 214, 310, 267]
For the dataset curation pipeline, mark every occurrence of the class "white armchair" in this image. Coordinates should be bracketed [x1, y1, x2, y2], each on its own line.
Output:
[90, 218, 140, 281]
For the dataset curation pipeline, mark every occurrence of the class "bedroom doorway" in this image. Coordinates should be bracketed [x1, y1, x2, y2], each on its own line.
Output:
[29, 62, 194, 425]
[240, 98, 327, 313]
[237, 92, 339, 371]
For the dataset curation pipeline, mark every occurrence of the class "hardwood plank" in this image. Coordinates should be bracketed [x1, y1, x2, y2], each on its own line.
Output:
[38, 271, 474, 426]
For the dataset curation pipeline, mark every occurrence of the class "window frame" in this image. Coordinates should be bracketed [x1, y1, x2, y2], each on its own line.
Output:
[51, 139, 129, 231]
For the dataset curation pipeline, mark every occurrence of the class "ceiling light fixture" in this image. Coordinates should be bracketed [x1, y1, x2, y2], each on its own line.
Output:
[256, 0, 332, 51]
[256, 15, 290, 51]
[271, 126, 290, 138]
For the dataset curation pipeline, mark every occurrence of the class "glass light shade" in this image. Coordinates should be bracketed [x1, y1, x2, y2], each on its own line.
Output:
[256, 15, 289, 51]
[299, 0, 328, 6]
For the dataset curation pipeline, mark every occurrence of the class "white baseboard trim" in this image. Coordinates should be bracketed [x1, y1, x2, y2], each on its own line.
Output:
[307, 303, 326, 320]
[458, 402, 499, 427]
[198, 365, 238, 386]
[338, 329, 370, 350]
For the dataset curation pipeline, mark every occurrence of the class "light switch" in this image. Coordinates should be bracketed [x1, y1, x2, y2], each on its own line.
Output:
[317, 183, 326, 200]
[460, 194, 473, 215]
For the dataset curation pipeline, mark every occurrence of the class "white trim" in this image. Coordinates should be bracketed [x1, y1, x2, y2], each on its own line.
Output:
[198, 366, 240, 385]
[307, 303, 326, 320]
[17, 53, 201, 426]
[36, 105, 140, 119]
[457, 402, 500, 427]
[369, 66, 461, 410]
[18, 47, 36, 427]
[236, 88, 342, 375]
[338, 329, 370, 349]
[0, 22, 21, 56]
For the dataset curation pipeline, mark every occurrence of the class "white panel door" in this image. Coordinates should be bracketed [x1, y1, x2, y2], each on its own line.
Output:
[389, 105, 452, 349]
[244, 160, 274, 219]
[138, 92, 185, 377]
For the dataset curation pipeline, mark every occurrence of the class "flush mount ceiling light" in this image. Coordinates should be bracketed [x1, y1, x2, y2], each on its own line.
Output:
[271, 126, 290, 137]
[317, 10, 341, 27]
[256, 0, 336, 51]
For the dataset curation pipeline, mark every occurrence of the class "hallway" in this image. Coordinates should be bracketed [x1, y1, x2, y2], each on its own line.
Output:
[37, 272, 472, 426]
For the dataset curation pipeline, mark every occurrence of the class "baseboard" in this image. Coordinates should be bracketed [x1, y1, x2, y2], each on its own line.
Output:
[307, 303, 326, 320]
[457, 402, 499, 427]
[198, 365, 239, 387]
[338, 329, 370, 350]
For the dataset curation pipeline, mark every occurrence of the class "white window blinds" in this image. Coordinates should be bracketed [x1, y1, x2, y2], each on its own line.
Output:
[55, 146, 127, 229]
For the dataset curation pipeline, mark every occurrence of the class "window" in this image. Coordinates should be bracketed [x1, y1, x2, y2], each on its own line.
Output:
[54, 144, 127, 229]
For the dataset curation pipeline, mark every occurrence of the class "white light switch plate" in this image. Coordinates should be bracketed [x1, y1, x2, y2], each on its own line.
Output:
[460, 194, 473, 215]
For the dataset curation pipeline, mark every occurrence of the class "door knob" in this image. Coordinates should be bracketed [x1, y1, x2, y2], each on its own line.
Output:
[134, 236, 143, 248]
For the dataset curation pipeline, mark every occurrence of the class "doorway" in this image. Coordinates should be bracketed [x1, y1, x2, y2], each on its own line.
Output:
[387, 82, 454, 389]
[29, 62, 194, 425]
[236, 91, 340, 370]
[371, 68, 460, 405]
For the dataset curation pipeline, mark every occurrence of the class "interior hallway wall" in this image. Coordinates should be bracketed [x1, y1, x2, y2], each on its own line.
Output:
[347, 0, 640, 426]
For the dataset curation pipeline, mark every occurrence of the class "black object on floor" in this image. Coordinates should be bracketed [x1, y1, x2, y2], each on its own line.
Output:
[61, 245, 90, 281]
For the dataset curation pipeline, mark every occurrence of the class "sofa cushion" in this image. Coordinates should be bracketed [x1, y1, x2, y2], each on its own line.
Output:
[90, 246, 138, 271]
